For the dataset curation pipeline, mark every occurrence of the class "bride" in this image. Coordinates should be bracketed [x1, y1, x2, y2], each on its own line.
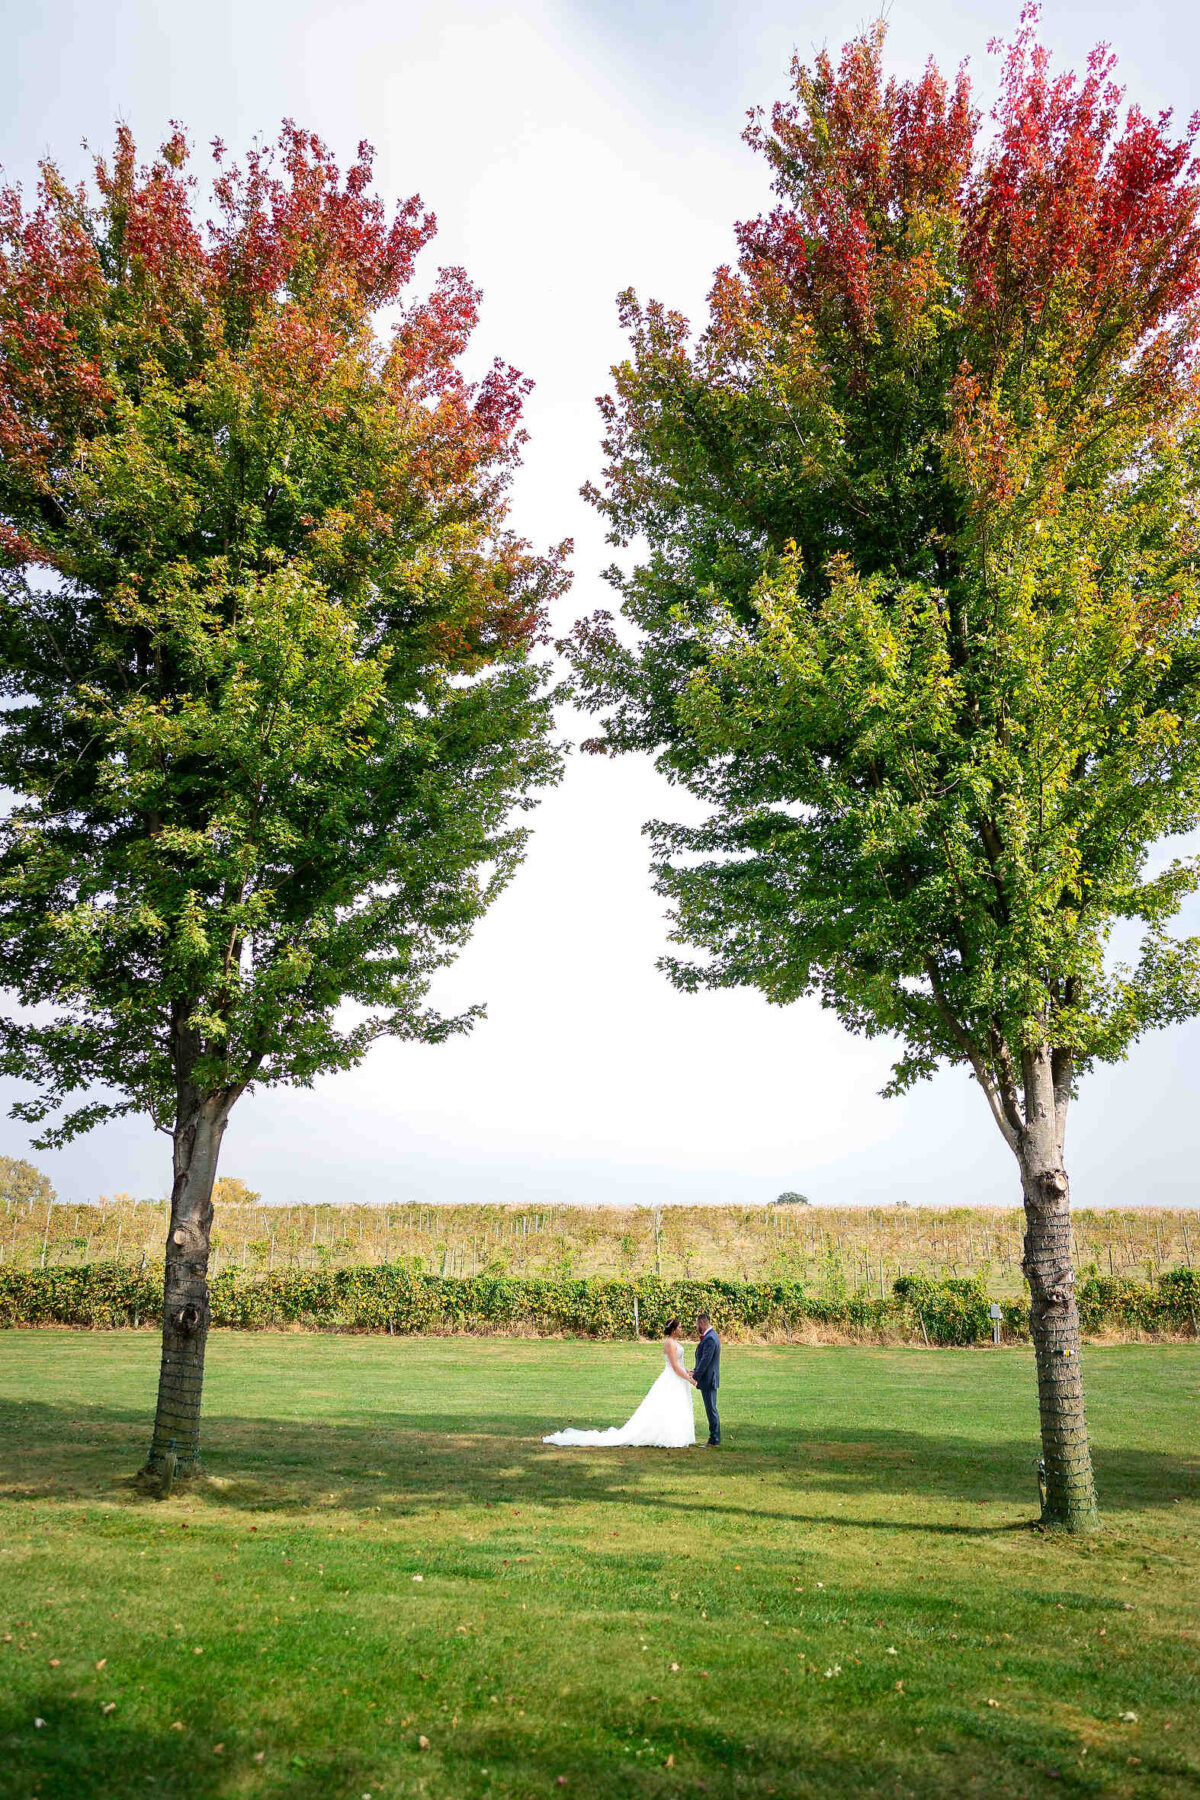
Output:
[542, 1317, 697, 1448]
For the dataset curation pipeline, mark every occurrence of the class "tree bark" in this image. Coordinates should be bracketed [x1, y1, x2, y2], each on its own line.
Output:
[1017, 1047, 1099, 1532]
[138, 1076, 231, 1490]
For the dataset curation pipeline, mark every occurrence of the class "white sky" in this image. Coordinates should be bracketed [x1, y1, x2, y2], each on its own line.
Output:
[2, 0, 1199, 1211]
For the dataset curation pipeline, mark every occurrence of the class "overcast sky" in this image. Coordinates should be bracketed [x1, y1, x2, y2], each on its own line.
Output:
[2, 0, 1199, 1211]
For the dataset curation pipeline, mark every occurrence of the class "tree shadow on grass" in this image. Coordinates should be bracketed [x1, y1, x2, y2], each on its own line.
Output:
[0, 1398, 1193, 1527]
[0, 1687, 1129, 1800]
[0, 1694, 232, 1800]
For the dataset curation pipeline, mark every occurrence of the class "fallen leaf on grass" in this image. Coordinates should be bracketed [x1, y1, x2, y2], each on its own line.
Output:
[417, 1735, 430, 1750]
[253, 1752, 265, 1764]
[95, 1658, 106, 1670]
[170, 1722, 183, 1731]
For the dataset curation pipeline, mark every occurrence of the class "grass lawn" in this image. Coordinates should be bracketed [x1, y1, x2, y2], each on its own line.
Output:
[0, 1333, 1196, 1800]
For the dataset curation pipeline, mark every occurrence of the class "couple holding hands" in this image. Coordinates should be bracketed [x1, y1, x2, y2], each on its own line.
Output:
[543, 1314, 721, 1449]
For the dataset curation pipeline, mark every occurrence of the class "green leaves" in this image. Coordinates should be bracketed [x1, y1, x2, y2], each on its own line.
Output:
[570, 25, 1200, 1144]
[0, 125, 564, 1144]
[3, 1260, 1196, 1340]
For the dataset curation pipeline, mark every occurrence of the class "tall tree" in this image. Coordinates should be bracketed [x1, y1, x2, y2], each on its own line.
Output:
[569, 19, 1200, 1529]
[0, 125, 565, 1487]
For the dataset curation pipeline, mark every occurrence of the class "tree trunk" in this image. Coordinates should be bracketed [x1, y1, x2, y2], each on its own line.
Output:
[1017, 1049, 1099, 1532]
[138, 1086, 230, 1490]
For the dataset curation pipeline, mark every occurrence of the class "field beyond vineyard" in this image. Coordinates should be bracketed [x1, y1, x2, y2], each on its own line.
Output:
[3, 1189, 1197, 1298]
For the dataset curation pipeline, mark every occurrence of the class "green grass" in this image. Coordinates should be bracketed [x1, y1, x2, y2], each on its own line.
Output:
[0, 1333, 1196, 1800]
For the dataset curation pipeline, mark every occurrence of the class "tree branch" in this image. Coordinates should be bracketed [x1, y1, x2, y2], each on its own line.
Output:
[924, 957, 1020, 1151]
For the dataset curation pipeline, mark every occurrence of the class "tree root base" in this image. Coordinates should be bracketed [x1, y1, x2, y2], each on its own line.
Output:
[133, 1454, 203, 1500]
[1037, 1508, 1102, 1536]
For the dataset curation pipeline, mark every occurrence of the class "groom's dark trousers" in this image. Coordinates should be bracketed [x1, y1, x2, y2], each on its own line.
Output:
[693, 1327, 721, 1445]
[699, 1384, 720, 1446]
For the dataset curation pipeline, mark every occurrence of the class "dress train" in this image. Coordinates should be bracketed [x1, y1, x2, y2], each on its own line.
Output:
[542, 1354, 696, 1448]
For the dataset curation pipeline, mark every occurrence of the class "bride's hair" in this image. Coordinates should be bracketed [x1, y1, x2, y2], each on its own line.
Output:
[664, 1316, 681, 1338]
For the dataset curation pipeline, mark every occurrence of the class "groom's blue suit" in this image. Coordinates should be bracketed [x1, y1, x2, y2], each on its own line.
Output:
[693, 1327, 721, 1445]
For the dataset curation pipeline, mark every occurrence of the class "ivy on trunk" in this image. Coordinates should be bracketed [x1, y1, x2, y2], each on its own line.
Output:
[568, 21, 1200, 1530]
[0, 125, 565, 1487]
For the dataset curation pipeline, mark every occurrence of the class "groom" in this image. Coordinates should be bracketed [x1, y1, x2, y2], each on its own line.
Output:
[693, 1314, 721, 1446]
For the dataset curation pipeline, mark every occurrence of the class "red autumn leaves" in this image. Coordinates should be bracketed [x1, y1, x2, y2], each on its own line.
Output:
[713, 9, 1200, 516]
[0, 119, 540, 653]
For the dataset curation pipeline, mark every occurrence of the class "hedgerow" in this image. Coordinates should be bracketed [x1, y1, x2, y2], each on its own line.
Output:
[0, 1263, 1196, 1341]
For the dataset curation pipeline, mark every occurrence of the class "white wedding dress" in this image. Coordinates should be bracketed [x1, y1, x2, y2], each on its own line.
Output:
[543, 1348, 697, 1448]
